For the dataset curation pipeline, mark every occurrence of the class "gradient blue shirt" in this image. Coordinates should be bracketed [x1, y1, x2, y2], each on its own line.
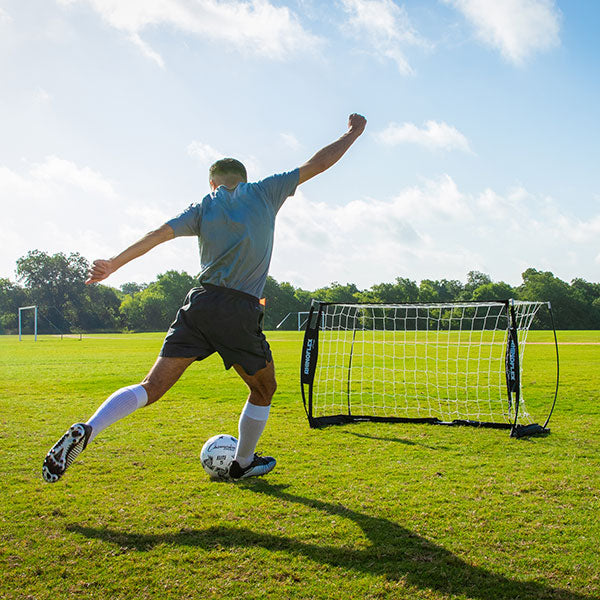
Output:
[166, 169, 299, 298]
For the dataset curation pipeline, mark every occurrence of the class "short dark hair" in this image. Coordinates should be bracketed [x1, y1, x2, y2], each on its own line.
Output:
[209, 158, 247, 182]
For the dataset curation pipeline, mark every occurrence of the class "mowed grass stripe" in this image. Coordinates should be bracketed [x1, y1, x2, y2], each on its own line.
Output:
[0, 331, 599, 600]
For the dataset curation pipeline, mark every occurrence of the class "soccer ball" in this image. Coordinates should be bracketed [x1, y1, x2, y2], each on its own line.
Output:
[200, 434, 238, 480]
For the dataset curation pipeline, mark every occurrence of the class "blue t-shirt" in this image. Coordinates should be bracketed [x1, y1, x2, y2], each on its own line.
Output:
[166, 169, 299, 298]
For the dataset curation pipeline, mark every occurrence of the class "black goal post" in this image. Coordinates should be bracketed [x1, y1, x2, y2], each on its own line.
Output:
[300, 299, 559, 438]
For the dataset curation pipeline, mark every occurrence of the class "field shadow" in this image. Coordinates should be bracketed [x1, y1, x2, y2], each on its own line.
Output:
[343, 430, 444, 449]
[67, 481, 592, 600]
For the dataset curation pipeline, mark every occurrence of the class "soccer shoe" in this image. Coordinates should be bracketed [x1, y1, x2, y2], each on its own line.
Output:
[42, 423, 92, 483]
[229, 453, 276, 480]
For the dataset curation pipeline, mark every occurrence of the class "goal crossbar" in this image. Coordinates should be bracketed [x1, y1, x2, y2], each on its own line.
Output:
[300, 299, 558, 438]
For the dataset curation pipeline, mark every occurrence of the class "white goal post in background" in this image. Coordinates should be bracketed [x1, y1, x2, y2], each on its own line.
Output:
[276, 311, 313, 330]
[18, 305, 38, 341]
[300, 299, 559, 438]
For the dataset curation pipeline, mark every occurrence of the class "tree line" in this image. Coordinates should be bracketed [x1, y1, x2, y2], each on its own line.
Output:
[2, 250, 599, 334]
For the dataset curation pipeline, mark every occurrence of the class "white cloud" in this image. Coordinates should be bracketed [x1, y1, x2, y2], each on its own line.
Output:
[28, 156, 118, 198]
[270, 175, 600, 289]
[280, 132, 301, 150]
[187, 141, 224, 165]
[58, 0, 321, 66]
[340, 0, 430, 74]
[376, 120, 472, 152]
[446, 0, 561, 65]
[0, 7, 12, 24]
[187, 141, 261, 177]
[3, 158, 598, 291]
[33, 87, 52, 104]
[128, 32, 165, 68]
[0, 157, 189, 285]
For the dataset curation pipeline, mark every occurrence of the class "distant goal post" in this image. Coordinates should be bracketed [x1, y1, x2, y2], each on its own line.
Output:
[276, 311, 313, 330]
[300, 299, 559, 438]
[18, 305, 38, 341]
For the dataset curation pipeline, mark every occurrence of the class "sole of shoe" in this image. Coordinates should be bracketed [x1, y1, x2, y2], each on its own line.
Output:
[42, 423, 91, 483]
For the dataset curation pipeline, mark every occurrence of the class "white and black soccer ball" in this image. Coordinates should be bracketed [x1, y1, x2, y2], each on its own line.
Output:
[200, 434, 238, 480]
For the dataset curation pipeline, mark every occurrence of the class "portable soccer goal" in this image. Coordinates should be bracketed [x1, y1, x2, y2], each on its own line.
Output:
[300, 300, 559, 438]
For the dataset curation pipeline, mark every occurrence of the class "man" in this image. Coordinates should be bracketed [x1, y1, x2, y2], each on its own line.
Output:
[42, 113, 367, 483]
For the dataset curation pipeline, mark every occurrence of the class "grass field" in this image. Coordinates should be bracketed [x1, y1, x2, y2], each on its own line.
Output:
[1, 330, 599, 599]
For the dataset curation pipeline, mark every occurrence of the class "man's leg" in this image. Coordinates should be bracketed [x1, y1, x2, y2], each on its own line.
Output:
[42, 356, 196, 482]
[87, 356, 196, 439]
[229, 360, 277, 480]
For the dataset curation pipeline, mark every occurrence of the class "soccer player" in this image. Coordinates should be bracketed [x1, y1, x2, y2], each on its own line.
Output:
[42, 113, 367, 483]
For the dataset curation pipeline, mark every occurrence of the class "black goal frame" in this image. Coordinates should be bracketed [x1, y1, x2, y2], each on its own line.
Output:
[300, 299, 559, 438]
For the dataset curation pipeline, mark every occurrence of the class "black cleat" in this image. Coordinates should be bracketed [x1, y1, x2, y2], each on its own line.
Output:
[42, 423, 92, 483]
[229, 453, 276, 480]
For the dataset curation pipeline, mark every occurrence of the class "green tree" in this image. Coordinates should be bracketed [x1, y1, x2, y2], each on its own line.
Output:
[518, 269, 588, 329]
[293, 287, 313, 309]
[570, 278, 600, 304]
[312, 282, 360, 303]
[471, 281, 514, 302]
[418, 279, 463, 302]
[120, 282, 147, 296]
[262, 277, 307, 329]
[76, 284, 123, 331]
[0, 278, 28, 333]
[15, 250, 89, 332]
[357, 277, 419, 303]
[569, 278, 600, 328]
[119, 293, 145, 331]
[462, 271, 492, 299]
[119, 271, 195, 331]
[13, 250, 123, 333]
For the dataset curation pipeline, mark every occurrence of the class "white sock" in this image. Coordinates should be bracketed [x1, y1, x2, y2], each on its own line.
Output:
[234, 401, 271, 468]
[86, 384, 148, 442]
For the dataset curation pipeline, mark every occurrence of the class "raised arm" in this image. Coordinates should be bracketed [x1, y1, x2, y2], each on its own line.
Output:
[85, 223, 175, 284]
[298, 113, 367, 185]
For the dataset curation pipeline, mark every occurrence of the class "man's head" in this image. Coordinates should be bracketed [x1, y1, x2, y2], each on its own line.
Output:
[209, 158, 247, 190]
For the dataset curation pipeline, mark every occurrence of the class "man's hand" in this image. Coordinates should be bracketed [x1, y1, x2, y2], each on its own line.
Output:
[86, 259, 115, 284]
[348, 113, 367, 137]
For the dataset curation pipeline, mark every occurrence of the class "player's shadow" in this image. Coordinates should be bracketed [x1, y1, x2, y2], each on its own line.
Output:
[67, 481, 591, 600]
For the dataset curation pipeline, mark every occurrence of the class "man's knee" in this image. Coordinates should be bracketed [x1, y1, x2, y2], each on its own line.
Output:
[141, 356, 196, 405]
[262, 377, 277, 401]
[249, 375, 277, 405]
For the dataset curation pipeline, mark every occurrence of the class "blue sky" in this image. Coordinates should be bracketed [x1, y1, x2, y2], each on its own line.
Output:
[1, 0, 599, 290]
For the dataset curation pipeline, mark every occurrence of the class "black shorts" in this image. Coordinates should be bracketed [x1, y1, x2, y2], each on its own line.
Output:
[159, 284, 272, 375]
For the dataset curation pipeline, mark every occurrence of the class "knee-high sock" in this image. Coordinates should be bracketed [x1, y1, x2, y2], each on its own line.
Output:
[86, 384, 148, 442]
[234, 401, 270, 468]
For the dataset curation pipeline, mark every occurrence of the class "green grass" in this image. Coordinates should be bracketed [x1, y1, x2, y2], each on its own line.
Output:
[1, 331, 599, 599]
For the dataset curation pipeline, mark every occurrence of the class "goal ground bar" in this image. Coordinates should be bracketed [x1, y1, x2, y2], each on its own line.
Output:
[308, 414, 550, 435]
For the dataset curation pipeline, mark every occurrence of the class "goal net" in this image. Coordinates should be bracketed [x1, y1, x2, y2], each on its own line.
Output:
[300, 300, 558, 437]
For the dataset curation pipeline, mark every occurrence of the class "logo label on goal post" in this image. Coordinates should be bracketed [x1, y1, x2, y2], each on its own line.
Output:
[507, 337, 518, 390]
[303, 338, 314, 376]
[505, 323, 520, 415]
[301, 335, 318, 384]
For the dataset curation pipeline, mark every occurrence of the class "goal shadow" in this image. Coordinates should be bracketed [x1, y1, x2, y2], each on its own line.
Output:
[67, 481, 592, 600]
[341, 430, 446, 450]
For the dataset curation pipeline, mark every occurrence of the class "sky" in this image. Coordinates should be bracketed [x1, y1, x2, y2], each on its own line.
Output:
[1, 0, 599, 291]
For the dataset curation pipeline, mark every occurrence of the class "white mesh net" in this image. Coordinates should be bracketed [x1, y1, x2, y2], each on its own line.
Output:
[310, 301, 543, 426]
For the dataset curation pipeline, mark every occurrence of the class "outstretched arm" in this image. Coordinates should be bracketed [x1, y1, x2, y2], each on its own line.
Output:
[298, 113, 367, 185]
[85, 223, 175, 284]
